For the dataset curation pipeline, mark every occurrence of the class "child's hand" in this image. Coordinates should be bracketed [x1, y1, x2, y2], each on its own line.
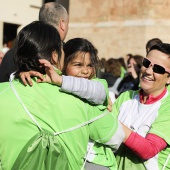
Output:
[20, 71, 44, 86]
[38, 59, 62, 86]
[107, 97, 113, 112]
[127, 64, 138, 79]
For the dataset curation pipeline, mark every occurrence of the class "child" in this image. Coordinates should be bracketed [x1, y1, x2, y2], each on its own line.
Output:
[20, 38, 110, 107]
[20, 38, 117, 169]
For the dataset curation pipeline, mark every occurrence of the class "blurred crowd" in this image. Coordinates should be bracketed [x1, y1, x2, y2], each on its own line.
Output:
[96, 38, 163, 103]
[0, 42, 10, 65]
[97, 54, 143, 102]
[0, 2, 168, 168]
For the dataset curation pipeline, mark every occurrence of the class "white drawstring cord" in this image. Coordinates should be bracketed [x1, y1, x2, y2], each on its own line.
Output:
[9, 72, 110, 170]
[9, 73, 43, 131]
[81, 142, 95, 170]
[162, 154, 170, 170]
[54, 110, 109, 136]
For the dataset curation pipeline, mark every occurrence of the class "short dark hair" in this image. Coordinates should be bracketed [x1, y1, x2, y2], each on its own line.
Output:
[129, 55, 143, 69]
[146, 38, 162, 53]
[63, 38, 99, 75]
[39, 2, 67, 28]
[148, 43, 170, 58]
[105, 58, 122, 77]
[14, 21, 62, 74]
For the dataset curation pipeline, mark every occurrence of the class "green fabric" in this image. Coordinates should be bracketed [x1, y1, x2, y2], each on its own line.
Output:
[167, 85, 170, 91]
[0, 160, 3, 170]
[115, 144, 146, 170]
[148, 95, 170, 169]
[93, 77, 109, 108]
[113, 90, 170, 170]
[120, 67, 126, 79]
[87, 108, 120, 170]
[12, 130, 69, 170]
[90, 143, 118, 170]
[112, 90, 137, 117]
[0, 78, 118, 170]
[80, 77, 118, 170]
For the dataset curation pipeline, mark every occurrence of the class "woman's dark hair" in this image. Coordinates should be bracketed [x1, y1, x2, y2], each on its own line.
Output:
[128, 55, 143, 70]
[146, 38, 162, 53]
[118, 57, 126, 70]
[62, 38, 99, 75]
[149, 43, 170, 57]
[14, 21, 62, 74]
[105, 58, 122, 77]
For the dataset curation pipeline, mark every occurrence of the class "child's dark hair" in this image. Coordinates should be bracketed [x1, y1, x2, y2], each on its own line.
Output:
[63, 38, 99, 75]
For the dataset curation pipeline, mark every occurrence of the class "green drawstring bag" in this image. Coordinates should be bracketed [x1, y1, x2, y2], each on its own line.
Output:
[9, 74, 110, 170]
[115, 143, 146, 170]
[12, 130, 69, 170]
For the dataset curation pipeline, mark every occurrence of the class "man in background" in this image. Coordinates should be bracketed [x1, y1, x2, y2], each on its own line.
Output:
[0, 2, 69, 82]
[145, 38, 162, 53]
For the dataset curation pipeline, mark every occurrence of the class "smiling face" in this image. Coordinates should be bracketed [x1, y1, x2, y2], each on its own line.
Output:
[65, 51, 95, 79]
[140, 49, 170, 96]
[128, 58, 140, 72]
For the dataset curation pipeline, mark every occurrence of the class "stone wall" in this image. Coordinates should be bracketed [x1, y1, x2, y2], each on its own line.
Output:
[0, 0, 41, 25]
[1, 0, 170, 59]
[66, 0, 170, 59]
[0, 0, 41, 49]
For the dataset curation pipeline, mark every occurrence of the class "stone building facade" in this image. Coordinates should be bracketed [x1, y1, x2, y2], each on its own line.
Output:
[67, 0, 170, 59]
[1, 0, 170, 59]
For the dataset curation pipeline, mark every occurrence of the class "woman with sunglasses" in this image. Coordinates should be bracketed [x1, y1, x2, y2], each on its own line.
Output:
[114, 43, 170, 170]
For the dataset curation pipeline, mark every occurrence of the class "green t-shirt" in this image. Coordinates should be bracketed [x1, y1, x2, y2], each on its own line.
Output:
[93, 77, 109, 107]
[0, 78, 118, 170]
[113, 90, 170, 170]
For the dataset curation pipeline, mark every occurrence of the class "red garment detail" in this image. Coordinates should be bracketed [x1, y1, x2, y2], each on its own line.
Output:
[124, 132, 167, 160]
[139, 88, 167, 104]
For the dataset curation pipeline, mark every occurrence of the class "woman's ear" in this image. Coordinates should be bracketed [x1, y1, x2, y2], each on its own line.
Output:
[51, 51, 58, 66]
[166, 75, 170, 85]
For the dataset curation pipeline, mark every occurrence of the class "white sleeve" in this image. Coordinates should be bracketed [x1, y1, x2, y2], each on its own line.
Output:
[61, 75, 106, 104]
[105, 121, 125, 152]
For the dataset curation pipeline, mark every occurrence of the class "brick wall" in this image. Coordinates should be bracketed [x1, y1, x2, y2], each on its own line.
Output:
[66, 0, 170, 59]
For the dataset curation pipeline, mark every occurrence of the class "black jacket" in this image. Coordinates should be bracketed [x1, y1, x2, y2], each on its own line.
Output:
[102, 72, 119, 87]
[0, 48, 16, 82]
[117, 73, 140, 95]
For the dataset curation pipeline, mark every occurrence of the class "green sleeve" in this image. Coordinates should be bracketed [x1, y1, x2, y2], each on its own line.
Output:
[93, 78, 109, 107]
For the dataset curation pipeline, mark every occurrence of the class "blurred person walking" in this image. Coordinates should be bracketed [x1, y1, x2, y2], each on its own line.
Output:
[146, 38, 162, 53]
[117, 55, 143, 96]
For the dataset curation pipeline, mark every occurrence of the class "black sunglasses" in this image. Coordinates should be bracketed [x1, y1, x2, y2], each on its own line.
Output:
[142, 58, 170, 74]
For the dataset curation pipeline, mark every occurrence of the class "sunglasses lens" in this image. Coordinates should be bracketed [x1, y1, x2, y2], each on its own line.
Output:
[143, 58, 150, 68]
[153, 65, 165, 74]
[143, 58, 167, 74]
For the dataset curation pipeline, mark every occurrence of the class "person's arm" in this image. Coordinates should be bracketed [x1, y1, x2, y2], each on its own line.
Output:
[121, 123, 167, 160]
[61, 75, 106, 104]
[104, 121, 125, 152]
[127, 64, 138, 79]
[88, 107, 125, 151]
[19, 59, 107, 105]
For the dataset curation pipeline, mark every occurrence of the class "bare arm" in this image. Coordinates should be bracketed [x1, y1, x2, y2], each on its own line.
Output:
[20, 59, 107, 105]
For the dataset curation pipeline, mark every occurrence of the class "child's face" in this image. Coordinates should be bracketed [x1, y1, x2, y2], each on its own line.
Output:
[65, 52, 95, 79]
